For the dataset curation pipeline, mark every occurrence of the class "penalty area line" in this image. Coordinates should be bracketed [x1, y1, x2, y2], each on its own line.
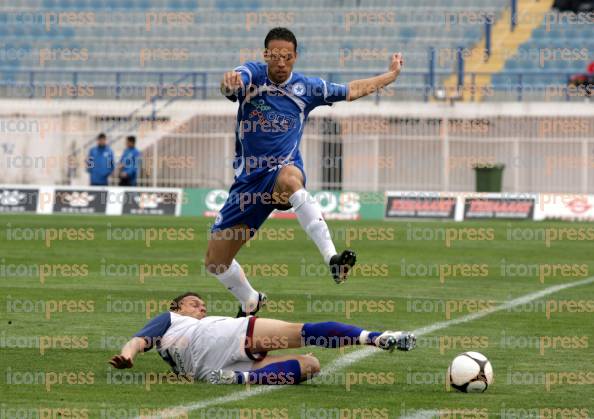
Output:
[137, 276, 594, 419]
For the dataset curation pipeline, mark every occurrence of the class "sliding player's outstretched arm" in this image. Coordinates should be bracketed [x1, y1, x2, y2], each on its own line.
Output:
[109, 337, 146, 369]
[346, 52, 404, 101]
[108, 311, 172, 369]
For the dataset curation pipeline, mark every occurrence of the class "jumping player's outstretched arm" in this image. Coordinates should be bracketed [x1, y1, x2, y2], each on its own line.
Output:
[346, 52, 404, 101]
[220, 71, 244, 97]
[108, 337, 146, 369]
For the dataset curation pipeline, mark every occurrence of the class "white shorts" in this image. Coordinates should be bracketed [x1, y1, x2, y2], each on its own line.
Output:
[191, 316, 265, 380]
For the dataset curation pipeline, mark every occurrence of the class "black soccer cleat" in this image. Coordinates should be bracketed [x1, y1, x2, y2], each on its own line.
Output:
[376, 331, 416, 352]
[329, 250, 357, 284]
[236, 292, 267, 317]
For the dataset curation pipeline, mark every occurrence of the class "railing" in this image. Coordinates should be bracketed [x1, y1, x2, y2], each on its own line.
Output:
[0, 67, 587, 103]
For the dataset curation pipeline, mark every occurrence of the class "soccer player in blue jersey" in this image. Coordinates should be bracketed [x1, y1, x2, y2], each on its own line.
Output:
[204, 27, 404, 316]
[108, 292, 415, 384]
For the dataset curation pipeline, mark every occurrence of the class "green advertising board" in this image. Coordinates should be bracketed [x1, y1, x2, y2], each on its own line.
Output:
[181, 188, 384, 220]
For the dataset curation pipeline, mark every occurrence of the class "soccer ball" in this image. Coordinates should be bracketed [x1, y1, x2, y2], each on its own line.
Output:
[447, 351, 493, 393]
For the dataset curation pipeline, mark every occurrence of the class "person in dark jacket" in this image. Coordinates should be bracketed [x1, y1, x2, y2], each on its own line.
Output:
[118, 136, 141, 186]
[87, 133, 115, 186]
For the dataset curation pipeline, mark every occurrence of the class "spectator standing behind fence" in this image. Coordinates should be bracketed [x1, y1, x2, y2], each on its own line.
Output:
[117, 136, 141, 186]
[86, 133, 115, 186]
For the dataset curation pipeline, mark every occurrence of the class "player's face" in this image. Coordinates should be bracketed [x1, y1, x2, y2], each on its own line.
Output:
[264, 39, 297, 84]
[178, 296, 207, 319]
[97, 137, 106, 147]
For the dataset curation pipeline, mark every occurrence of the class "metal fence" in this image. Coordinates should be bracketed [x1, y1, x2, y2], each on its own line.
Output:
[2, 100, 594, 193]
[134, 101, 594, 193]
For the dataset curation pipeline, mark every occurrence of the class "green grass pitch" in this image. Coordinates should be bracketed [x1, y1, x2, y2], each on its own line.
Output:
[1, 214, 593, 418]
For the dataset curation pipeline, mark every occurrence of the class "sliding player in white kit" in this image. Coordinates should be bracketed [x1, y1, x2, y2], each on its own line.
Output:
[108, 293, 415, 384]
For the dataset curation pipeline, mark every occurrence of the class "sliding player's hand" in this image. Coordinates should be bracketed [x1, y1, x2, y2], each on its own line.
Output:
[108, 354, 133, 369]
[221, 71, 244, 96]
[389, 53, 404, 78]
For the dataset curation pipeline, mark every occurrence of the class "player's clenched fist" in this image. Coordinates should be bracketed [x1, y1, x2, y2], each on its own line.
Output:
[221, 71, 244, 96]
[389, 53, 404, 77]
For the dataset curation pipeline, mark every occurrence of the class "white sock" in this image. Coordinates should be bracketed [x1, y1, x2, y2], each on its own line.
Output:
[359, 330, 371, 345]
[211, 259, 259, 312]
[289, 189, 337, 265]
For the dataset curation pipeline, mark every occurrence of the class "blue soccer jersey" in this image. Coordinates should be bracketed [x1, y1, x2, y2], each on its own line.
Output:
[230, 61, 349, 182]
[211, 62, 349, 233]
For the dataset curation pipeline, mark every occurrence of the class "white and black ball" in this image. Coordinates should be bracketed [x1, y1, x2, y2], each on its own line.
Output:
[447, 351, 493, 393]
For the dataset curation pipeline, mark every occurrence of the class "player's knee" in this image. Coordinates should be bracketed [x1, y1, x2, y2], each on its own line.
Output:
[286, 176, 303, 195]
[298, 355, 321, 380]
[276, 167, 304, 196]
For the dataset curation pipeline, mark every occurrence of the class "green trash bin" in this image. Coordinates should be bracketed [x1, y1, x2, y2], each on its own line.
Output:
[473, 164, 505, 192]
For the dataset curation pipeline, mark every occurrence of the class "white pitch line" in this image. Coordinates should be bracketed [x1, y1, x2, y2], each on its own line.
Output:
[138, 276, 594, 419]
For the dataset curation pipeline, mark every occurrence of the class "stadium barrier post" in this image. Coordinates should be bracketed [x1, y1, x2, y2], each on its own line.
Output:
[456, 47, 464, 91]
[73, 72, 78, 99]
[485, 21, 492, 60]
[192, 73, 197, 99]
[28, 71, 34, 99]
[202, 73, 207, 99]
[115, 72, 121, 100]
[428, 47, 435, 99]
[511, 0, 517, 32]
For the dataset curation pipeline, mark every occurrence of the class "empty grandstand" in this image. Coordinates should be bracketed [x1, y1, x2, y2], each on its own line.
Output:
[0, 0, 593, 191]
[2, 0, 590, 101]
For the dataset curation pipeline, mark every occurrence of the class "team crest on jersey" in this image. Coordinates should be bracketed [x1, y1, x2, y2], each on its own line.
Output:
[292, 83, 305, 96]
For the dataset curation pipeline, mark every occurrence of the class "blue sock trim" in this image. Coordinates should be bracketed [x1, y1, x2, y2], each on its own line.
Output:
[244, 360, 301, 385]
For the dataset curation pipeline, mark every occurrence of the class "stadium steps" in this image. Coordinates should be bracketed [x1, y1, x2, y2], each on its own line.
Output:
[442, 0, 554, 101]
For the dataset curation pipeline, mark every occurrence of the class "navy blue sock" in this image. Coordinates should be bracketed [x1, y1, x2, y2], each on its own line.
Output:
[236, 360, 301, 385]
[301, 322, 382, 348]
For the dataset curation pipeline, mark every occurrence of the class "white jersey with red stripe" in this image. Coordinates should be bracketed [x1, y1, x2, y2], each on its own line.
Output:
[133, 312, 254, 380]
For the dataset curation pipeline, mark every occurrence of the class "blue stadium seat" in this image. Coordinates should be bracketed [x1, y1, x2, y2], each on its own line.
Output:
[532, 27, 547, 39]
[505, 60, 521, 71]
[399, 27, 416, 39]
